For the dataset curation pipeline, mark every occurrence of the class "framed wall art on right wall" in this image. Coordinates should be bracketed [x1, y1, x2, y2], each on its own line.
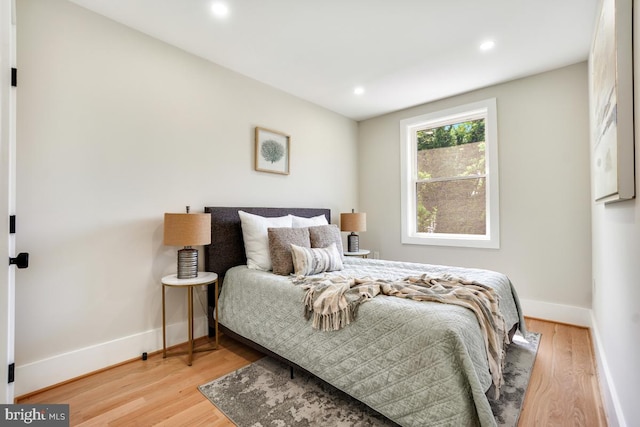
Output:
[589, 0, 635, 203]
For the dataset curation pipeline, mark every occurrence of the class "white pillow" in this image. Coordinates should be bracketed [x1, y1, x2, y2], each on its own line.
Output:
[239, 211, 292, 270]
[290, 243, 343, 276]
[290, 214, 328, 227]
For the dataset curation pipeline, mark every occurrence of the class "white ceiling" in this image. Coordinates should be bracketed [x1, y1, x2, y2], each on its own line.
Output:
[68, 0, 597, 121]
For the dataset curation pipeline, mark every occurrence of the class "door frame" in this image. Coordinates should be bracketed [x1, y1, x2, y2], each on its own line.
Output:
[0, 0, 17, 404]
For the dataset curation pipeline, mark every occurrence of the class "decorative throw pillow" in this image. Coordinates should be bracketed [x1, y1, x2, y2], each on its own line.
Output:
[238, 210, 292, 271]
[268, 227, 311, 276]
[290, 214, 329, 227]
[290, 243, 343, 276]
[308, 224, 344, 259]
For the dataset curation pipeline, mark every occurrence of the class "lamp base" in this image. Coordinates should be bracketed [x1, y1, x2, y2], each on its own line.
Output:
[177, 247, 199, 279]
[347, 232, 359, 252]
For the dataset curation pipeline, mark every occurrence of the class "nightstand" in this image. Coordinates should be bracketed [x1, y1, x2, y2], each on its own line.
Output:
[344, 249, 370, 258]
[162, 271, 219, 366]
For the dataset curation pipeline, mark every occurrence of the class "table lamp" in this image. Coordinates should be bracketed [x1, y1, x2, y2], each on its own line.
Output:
[164, 206, 211, 279]
[340, 209, 366, 252]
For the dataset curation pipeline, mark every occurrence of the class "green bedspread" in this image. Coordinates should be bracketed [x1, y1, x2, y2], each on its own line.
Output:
[217, 257, 525, 427]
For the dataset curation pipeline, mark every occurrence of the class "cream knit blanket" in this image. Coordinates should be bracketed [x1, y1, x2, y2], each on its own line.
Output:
[293, 273, 509, 395]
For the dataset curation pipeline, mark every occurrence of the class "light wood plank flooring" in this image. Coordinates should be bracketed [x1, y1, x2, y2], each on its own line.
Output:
[17, 318, 607, 426]
[519, 318, 607, 426]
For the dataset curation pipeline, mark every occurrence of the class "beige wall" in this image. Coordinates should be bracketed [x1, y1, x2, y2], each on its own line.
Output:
[589, 1, 640, 425]
[358, 63, 592, 310]
[15, 0, 357, 394]
[17, 3, 632, 421]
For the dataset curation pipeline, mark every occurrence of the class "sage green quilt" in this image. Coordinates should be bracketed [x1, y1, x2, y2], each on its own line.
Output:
[218, 258, 525, 427]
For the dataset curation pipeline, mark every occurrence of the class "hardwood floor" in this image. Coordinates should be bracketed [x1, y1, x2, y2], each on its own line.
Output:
[17, 318, 608, 426]
[519, 318, 608, 427]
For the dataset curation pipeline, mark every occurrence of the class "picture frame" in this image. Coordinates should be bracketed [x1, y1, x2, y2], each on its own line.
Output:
[589, 0, 635, 203]
[255, 127, 290, 175]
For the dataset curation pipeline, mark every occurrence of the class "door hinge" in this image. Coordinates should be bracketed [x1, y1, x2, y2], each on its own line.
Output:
[11, 68, 16, 87]
[9, 215, 15, 234]
[8, 363, 14, 384]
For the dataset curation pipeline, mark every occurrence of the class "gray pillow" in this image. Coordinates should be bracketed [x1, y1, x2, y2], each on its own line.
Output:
[268, 227, 310, 275]
[308, 224, 344, 259]
[290, 243, 343, 276]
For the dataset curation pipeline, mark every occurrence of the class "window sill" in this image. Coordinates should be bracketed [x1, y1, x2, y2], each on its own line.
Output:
[402, 233, 499, 249]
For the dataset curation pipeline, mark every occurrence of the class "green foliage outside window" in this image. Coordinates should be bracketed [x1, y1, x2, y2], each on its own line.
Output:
[417, 119, 485, 151]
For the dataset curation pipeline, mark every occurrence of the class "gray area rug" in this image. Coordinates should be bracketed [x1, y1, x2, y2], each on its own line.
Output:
[199, 332, 540, 427]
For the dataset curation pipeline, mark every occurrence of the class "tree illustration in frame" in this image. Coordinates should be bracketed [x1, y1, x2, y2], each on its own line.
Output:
[255, 127, 290, 175]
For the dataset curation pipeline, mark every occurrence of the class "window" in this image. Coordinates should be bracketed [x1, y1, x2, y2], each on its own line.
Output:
[400, 98, 499, 248]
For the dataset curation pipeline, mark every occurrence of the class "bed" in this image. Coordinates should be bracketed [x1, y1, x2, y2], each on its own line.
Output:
[204, 206, 526, 427]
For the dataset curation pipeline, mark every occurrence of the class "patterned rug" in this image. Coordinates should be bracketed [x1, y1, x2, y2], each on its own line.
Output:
[199, 332, 540, 427]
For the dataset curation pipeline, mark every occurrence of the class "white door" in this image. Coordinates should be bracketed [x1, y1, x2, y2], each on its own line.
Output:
[0, 0, 17, 404]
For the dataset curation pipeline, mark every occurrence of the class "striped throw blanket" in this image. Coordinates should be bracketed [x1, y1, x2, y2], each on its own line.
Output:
[292, 273, 509, 395]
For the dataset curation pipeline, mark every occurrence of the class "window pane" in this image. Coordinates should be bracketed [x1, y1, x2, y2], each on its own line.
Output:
[416, 120, 485, 180]
[401, 98, 498, 248]
[416, 178, 486, 235]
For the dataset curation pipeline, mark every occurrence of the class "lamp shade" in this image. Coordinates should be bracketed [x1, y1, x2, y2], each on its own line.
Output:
[163, 213, 211, 247]
[340, 212, 367, 233]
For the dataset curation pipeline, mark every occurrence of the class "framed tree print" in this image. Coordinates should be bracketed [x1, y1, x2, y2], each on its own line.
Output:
[255, 127, 290, 175]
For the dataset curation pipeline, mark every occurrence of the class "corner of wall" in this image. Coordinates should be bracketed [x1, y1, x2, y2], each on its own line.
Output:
[520, 300, 628, 425]
[519, 298, 591, 327]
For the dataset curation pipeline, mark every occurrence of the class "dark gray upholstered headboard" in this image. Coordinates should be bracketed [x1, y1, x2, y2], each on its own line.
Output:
[203, 207, 331, 283]
[203, 207, 330, 336]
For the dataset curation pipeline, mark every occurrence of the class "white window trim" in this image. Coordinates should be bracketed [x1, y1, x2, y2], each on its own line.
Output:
[400, 98, 500, 249]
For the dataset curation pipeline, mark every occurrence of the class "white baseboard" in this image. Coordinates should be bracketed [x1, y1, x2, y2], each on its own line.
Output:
[13, 298, 595, 397]
[15, 299, 627, 427]
[14, 298, 592, 397]
[519, 298, 591, 327]
[589, 312, 626, 427]
[519, 298, 626, 427]
[15, 315, 209, 397]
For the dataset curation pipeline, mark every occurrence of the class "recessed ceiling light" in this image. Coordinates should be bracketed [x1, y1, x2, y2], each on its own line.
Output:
[480, 40, 495, 51]
[211, 2, 229, 18]
[354, 86, 365, 95]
